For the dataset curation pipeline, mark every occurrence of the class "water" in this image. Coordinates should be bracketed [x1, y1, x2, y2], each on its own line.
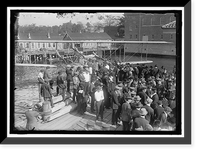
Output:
[117, 55, 176, 72]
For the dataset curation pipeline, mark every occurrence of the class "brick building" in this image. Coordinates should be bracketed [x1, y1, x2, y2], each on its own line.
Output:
[124, 13, 176, 56]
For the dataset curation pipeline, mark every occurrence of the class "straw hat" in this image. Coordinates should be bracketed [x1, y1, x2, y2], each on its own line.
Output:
[139, 108, 148, 116]
[66, 65, 71, 68]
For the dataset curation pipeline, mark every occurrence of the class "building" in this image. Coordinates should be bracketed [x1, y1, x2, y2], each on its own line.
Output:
[124, 13, 176, 56]
[17, 32, 64, 51]
[63, 32, 113, 57]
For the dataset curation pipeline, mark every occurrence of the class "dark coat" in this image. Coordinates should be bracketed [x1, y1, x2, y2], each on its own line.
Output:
[131, 109, 141, 120]
[134, 117, 149, 129]
[138, 91, 148, 105]
[56, 75, 66, 89]
[142, 105, 154, 125]
[154, 105, 164, 120]
[111, 90, 120, 110]
[121, 102, 132, 122]
[41, 83, 52, 99]
[151, 93, 159, 109]
[66, 69, 73, 81]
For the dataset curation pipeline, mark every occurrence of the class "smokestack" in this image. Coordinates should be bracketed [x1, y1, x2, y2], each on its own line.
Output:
[47, 32, 50, 39]
[28, 33, 31, 39]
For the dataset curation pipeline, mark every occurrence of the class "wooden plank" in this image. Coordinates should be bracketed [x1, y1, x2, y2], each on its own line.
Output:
[73, 125, 84, 131]
[39, 111, 76, 129]
[44, 103, 77, 122]
[51, 112, 81, 130]
[40, 111, 78, 130]
[59, 114, 83, 130]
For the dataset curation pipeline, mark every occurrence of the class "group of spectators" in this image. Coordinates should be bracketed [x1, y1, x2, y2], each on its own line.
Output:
[37, 59, 177, 131]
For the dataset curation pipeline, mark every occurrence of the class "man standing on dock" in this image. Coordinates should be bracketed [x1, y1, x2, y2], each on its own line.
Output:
[94, 83, 105, 122]
[66, 65, 73, 94]
[43, 66, 53, 89]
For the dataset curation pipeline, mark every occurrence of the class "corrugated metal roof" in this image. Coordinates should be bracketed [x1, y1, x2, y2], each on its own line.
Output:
[64, 32, 113, 41]
[18, 32, 64, 40]
[161, 20, 176, 29]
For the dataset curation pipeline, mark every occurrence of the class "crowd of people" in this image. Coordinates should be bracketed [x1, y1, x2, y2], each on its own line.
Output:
[37, 59, 177, 131]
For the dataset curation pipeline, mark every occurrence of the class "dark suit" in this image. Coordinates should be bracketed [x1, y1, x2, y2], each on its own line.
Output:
[142, 105, 154, 125]
[151, 93, 159, 109]
[138, 91, 148, 105]
[154, 105, 164, 120]
[111, 90, 120, 125]
[66, 69, 73, 92]
[121, 102, 132, 131]
[133, 117, 149, 130]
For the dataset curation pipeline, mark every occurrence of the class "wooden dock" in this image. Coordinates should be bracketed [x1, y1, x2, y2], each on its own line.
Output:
[38, 106, 123, 131]
[15, 104, 123, 131]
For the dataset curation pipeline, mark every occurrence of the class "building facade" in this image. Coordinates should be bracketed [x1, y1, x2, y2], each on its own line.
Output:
[17, 32, 64, 51]
[124, 13, 176, 56]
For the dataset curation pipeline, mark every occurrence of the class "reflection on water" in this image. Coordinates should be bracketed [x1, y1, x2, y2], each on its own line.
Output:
[15, 85, 39, 106]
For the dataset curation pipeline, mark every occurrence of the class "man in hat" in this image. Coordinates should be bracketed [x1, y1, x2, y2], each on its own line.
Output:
[72, 71, 80, 103]
[94, 83, 105, 121]
[56, 70, 66, 101]
[66, 65, 73, 93]
[159, 106, 172, 125]
[76, 82, 85, 114]
[43, 66, 54, 90]
[150, 87, 159, 109]
[154, 100, 164, 120]
[142, 97, 154, 125]
[111, 85, 122, 126]
[25, 107, 41, 130]
[138, 86, 148, 105]
[133, 108, 149, 130]
[121, 95, 132, 131]
[156, 77, 165, 99]
[82, 65, 91, 95]
[40, 80, 54, 107]
[38, 69, 45, 101]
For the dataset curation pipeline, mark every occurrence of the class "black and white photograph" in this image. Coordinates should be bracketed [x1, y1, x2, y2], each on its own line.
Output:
[4, 5, 191, 145]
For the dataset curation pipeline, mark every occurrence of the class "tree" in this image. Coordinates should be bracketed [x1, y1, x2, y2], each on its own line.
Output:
[85, 22, 93, 32]
[93, 22, 104, 33]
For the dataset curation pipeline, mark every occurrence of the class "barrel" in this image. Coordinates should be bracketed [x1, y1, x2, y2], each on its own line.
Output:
[42, 101, 52, 121]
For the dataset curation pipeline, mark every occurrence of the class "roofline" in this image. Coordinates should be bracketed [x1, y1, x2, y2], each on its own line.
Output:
[16, 40, 173, 44]
[63, 31, 73, 40]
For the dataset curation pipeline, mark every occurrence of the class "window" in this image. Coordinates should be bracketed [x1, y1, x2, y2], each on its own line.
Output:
[142, 18, 145, 25]
[75, 43, 81, 48]
[49, 43, 51, 47]
[135, 34, 138, 39]
[170, 34, 173, 39]
[43, 43, 45, 48]
[161, 34, 163, 39]
[32, 43, 34, 48]
[53, 43, 55, 47]
[152, 34, 154, 39]
[130, 34, 132, 39]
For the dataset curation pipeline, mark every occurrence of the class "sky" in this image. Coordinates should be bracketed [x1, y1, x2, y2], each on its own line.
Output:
[18, 13, 124, 26]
